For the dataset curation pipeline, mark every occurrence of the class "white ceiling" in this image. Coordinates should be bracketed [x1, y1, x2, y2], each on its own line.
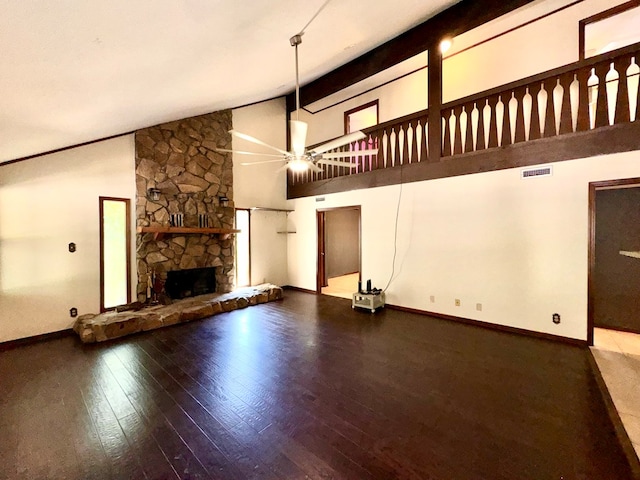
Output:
[0, 0, 458, 164]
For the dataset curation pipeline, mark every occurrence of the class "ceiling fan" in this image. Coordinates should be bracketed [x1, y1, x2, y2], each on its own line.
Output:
[216, 33, 377, 173]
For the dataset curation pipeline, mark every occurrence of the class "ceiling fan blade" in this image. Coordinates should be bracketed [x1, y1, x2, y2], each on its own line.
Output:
[229, 130, 290, 156]
[310, 131, 367, 154]
[290, 120, 308, 157]
[316, 159, 358, 168]
[320, 149, 378, 158]
[308, 162, 322, 173]
[215, 148, 283, 158]
[240, 158, 287, 166]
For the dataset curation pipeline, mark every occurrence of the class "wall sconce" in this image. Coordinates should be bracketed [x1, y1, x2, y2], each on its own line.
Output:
[219, 196, 229, 207]
[148, 188, 161, 201]
[439, 37, 453, 54]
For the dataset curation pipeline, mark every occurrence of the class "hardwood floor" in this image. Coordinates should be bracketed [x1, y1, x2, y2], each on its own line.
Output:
[0, 291, 634, 479]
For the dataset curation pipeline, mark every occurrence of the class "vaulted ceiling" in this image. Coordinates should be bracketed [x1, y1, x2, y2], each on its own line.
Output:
[0, 0, 459, 164]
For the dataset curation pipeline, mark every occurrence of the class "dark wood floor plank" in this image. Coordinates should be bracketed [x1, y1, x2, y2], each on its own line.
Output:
[0, 291, 635, 479]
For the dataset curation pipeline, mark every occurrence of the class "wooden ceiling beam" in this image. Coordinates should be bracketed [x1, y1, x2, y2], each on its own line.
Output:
[287, 0, 536, 110]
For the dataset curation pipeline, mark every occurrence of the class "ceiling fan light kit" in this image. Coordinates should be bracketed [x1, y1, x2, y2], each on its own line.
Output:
[216, 12, 376, 173]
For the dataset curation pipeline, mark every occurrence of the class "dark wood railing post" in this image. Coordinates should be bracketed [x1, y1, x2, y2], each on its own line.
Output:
[428, 47, 442, 162]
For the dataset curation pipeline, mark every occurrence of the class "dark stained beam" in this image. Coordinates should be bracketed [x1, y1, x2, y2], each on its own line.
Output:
[287, 0, 537, 111]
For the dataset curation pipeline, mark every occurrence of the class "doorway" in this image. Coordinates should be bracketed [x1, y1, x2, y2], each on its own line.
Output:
[589, 178, 640, 345]
[317, 206, 361, 298]
[100, 197, 131, 312]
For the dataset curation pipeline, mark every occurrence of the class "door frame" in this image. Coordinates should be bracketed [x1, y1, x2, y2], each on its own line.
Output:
[316, 205, 362, 294]
[588, 177, 640, 345]
[99, 196, 132, 312]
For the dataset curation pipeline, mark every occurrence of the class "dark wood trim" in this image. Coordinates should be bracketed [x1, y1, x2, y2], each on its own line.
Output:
[316, 211, 326, 293]
[386, 303, 588, 347]
[301, 1, 583, 117]
[579, 0, 640, 60]
[289, 121, 640, 198]
[287, 0, 536, 110]
[587, 177, 640, 345]
[428, 47, 443, 162]
[587, 350, 640, 479]
[305, 68, 424, 115]
[0, 131, 134, 167]
[344, 100, 379, 134]
[588, 182, 597, 346]
[282, 285, 317, 294]
[0, 329, 74, 351]
[99, 197, 132, 313]
[316, 206, 362, 293]
[446, 1, 584, 63]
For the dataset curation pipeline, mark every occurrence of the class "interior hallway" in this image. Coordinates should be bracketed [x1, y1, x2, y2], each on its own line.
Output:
[321, 272, 359, 299]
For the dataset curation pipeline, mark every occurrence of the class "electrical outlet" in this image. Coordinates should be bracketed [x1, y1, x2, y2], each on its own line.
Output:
[455, 299, 461, 307]
[552, 313, 561, 324]
[69, 307, 78, 318]
[430, 295, 435, 303]
[476, 303, 482, 311]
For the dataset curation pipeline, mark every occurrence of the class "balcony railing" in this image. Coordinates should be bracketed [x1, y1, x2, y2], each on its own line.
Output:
[288, 41, 640, 188]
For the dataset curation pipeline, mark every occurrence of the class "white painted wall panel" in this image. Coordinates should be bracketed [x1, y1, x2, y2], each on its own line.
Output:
[287, 151, 640, 341]
[0, 135, 136, 342]
[232, 98, 290, 287]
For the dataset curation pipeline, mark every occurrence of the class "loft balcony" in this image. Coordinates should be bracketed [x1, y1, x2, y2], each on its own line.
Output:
[288, 41, 640, 199]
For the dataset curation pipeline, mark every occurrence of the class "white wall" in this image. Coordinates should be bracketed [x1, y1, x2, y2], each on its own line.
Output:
[232, 98, 290, 286]
[297, 62, 427, 146]
[0, 135, 136, 342]
[287, 151, 640, 341]
[443, 0, 629, 102]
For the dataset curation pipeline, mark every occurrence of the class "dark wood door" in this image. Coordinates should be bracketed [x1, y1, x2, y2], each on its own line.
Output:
[594, 186, 640, 333]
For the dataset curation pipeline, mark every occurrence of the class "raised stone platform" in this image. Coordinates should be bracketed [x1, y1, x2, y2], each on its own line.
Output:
[73, 284, 283, 343]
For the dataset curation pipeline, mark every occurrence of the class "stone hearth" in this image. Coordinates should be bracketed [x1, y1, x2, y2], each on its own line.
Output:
[73, 284, 283, 343]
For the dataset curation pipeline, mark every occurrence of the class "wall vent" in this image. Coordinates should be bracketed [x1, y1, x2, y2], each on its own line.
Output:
[521, 166, 552, 179]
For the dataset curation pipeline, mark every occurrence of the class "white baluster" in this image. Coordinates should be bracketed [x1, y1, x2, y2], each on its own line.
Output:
[605, 62, 620, 126]
[390, 128, 397, 167]
[588, 68, 599, 129]
[569, 74, 580, 132]
[442, 117, 446, 152]
[508, 92, 518, 144]
[471, 102, 479, 150]
[627, 57, 639, 122]
[460, 107, 468, 153]
[449, 109, 457, 155]
[415, 121, 423, 163]
[522, 88, 532, 141]
[538, 82, 548, 137]
[553, 78, 564, 135]
[407, 123, 414, 163]
[495, 96, 505, 147]
[483, 99, 491, 148]
[424, 121, 429, 159]
[382, 131, 388, 168]
[398, 127, 405, 165]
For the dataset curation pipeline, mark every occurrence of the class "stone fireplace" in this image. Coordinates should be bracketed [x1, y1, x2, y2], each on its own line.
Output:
[135, 110, 234, 302]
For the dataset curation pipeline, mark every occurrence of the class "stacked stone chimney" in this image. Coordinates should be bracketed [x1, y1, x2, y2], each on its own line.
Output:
[135, 110, 234, 301]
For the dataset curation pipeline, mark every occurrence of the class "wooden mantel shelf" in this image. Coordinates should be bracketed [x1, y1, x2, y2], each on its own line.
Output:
[137, 226, 240, 240]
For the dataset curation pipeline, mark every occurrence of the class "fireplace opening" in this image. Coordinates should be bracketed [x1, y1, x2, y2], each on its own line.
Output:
[165, 267, 216, 300]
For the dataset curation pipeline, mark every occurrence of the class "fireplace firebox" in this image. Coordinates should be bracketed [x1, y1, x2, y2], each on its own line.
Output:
[165, 267, 216, 300]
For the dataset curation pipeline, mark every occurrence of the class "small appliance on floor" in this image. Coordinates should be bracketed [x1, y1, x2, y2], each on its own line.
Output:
[352, 279, 385, 313]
